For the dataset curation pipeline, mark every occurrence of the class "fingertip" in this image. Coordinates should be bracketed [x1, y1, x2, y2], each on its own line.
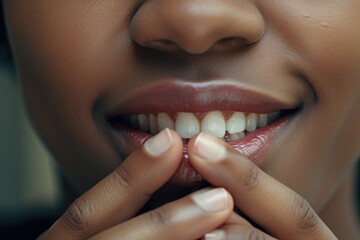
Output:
[166, 128, 183, 147]
[192, 187, 234, 214]
[186, 132, 203, 161]
[202, 229, 226, 240]
[186, 132, 199, 153]
[162, 128, 184, 162]
[187, 133, 229, 180]
[139, 129, 184, 183]
[143, 128, 182, 157]
[224, 188, 234, 214]
[120, 128, 184, 190]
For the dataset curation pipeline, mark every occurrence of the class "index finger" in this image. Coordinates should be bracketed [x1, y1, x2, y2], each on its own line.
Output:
[188, 133, 337, 240]
[41, 129, 183, 240]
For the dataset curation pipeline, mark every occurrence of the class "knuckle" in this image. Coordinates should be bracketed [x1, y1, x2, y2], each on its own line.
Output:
[292, 194, 319, 233]
[62, 196, 93, 234]
[147, 207, 172, 231]
[243, 164, 261, 190]
[112, 163, 134, 191]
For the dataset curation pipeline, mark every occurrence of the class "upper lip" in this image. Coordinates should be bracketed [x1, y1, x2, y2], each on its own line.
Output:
[105, 80, 301, 118]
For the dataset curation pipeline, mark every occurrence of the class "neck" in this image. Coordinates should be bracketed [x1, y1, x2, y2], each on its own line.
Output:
[319, 167, 360, 239]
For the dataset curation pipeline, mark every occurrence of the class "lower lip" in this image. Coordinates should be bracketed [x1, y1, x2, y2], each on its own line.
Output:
[110, 118, 288, 186]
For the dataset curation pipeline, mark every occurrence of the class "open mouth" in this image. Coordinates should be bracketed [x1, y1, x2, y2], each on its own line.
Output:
[107, 109, 296, 186]
[104, 82, 301, 186]
[109, 110, 286, 142]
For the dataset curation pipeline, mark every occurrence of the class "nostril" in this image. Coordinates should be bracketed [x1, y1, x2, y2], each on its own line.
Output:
[142, 37, 250, 54]
[131, 1, 265, 55]
[145, 39, 180, 52]
[214, 37, 249, 51]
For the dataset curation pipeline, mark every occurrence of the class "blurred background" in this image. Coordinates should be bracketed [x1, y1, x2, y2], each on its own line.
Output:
[0, 4, 64, 239]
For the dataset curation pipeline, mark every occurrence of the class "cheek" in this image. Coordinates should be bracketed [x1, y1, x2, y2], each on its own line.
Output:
[260, 1, 360, 209]
[282, 4, 360, 163]
[4, 1, 136, 191]
[260, 1, 360, 100]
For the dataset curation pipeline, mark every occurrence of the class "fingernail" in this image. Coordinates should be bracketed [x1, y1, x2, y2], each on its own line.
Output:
[192, 188, 228, 212]
[203, 230, 226, 240]
[144, 128, 174, 156]
[193, 133, 226, 162]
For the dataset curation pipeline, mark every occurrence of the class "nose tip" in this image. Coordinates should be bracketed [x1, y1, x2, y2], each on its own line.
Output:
[131, 0, 265, 54]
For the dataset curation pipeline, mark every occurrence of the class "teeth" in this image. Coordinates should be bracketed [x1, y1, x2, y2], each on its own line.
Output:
[201, 111, 226, 138]
[175, 112, 200, 138]
[268, 111, 281, 124]
[228, 132, 246, 141]
[226, 112, 246, 134]
[157, 112, 175, 131]
[138, 114, 150, 132]
[257, 114, 268, 128]
[130, 110, 282, 139]
[149, 113, 158, 134]
[245, 113, 257, 132]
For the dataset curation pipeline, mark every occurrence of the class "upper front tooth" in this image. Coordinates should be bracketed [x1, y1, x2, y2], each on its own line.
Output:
[201, 111, 226, 138]
[245, 113, 257, 132]
[175, 112, 200, 138]
[149, 113, 158, 134]
[257, 114, 268, 128]
[226, 112, 246, 134]
[138, 114, 150, 132]
[157, 112, 175, 131]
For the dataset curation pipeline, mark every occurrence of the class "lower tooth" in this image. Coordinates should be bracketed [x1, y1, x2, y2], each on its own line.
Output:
[229, 132, 246, 141]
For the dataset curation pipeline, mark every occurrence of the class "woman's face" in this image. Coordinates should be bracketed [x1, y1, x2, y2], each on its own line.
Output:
[4, 1, 360, 212]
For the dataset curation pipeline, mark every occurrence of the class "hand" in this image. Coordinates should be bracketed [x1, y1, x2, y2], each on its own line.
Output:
[187, 133, 338, 240]
[38, 129, 236, 240]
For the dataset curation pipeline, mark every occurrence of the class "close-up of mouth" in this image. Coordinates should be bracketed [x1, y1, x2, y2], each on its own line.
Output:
[112, 110, 283, 141]
[3, 0, 360, 237]
[105, 81, 302, 186]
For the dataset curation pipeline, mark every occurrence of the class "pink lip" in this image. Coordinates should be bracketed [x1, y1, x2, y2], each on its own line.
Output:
[110, 118, 288, 186]
[105, 82, 297, 186]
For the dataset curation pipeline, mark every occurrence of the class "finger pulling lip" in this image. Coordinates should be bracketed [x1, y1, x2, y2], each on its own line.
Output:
[109, 116, 291, 186]
[103, 82, 300, 186]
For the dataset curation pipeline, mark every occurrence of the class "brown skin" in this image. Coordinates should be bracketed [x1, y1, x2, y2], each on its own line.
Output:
[3, 0, 360, 239]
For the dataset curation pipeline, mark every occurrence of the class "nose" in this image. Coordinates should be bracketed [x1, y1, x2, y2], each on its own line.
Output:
[131, 0, 265, 54]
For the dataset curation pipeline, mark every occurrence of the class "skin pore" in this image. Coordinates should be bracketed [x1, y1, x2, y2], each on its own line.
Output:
[3, 0, 360, 239]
